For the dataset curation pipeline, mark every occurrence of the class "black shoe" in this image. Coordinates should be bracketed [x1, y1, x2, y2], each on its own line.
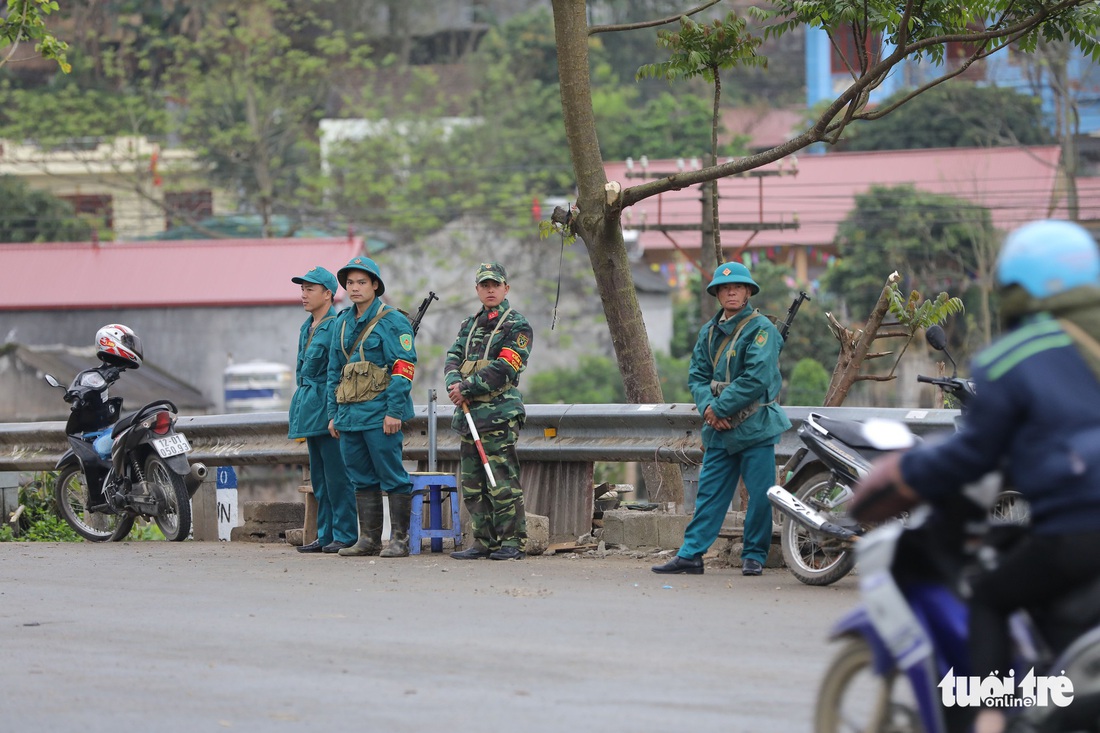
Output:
[297, 540, 325, 554]
[489, 546, 525, 561]
[742, 558, 763, 576]
[651, 555, 704, 574]
[322, 540, 352, 554]
[451, 546, 491, 560]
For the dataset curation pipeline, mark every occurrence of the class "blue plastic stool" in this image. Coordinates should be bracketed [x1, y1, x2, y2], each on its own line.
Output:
[408, 472, 462, 554]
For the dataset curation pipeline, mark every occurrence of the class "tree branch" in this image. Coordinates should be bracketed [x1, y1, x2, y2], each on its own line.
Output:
[589, 0, 722, 35]
[855, 374, 899, 383]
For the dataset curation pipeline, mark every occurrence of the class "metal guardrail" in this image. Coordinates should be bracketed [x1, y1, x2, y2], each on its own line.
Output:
[0, 404, 961, 472]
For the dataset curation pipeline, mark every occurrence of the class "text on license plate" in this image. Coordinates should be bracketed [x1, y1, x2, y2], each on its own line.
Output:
[153, 434, 191, 458]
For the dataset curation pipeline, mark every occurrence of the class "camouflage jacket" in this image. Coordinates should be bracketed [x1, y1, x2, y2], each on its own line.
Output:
[444, 298, 533, 434]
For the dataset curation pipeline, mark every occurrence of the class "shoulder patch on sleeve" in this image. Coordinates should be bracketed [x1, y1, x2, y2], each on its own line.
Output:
[399, 334, 413, 351]
[754, 331, 768, 347]
[516, 333, 529, 350]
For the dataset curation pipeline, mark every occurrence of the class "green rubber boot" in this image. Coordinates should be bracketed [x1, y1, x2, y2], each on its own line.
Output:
[338, 492, 384, 557]
[380, 492, 412, 558]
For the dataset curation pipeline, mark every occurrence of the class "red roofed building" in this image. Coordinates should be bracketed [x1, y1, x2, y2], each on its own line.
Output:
[607, 146, 1100, 285]
[1, 236, 364, 412]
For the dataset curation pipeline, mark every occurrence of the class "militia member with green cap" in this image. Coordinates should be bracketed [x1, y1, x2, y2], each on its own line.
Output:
[326, 256, 418, 558]
[445, 262, 534, 561]
[288, 265, 357, 554]
[653, 261, 791, 577]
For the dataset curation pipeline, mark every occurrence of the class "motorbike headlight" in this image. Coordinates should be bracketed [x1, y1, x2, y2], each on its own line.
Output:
[80, 372, 107, 389]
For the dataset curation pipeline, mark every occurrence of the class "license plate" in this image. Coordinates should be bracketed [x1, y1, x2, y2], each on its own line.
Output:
[153, 434, 191, 458]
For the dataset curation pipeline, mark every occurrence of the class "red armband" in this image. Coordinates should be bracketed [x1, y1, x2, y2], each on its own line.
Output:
[499, 347, 523, 372]
[391, 359, 415, 381]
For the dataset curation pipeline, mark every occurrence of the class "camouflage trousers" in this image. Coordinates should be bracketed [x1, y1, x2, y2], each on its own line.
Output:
[459, 421, 526, 551]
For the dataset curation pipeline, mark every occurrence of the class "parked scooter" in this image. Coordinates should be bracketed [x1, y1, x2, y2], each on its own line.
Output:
[44, 324, 207, 541]
[770, 324, 1028, 586]
[811, 431, 1100, 733]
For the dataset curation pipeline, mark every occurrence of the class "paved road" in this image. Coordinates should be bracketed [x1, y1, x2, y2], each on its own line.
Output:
[1, 542, 859, 733]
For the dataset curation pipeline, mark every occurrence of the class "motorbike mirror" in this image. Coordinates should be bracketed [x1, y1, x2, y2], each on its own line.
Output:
[44, 374, 62, 388]
[925, 325, 948, 351]
[860, 419, 916, 451]
[925, 324, 958, 377]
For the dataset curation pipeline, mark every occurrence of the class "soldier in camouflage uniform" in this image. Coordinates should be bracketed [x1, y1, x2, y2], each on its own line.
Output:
[444, 262, 533, 561]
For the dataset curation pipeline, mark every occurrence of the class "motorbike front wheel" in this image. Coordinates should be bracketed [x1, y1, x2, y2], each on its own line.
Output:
[144, 454, 191, 541]
[55, 465, 134, 542]
[815, 637, 922, 733]
[780, 473, 856, 586]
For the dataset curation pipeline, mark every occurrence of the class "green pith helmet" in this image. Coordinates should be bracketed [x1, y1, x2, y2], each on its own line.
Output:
[337, 256, 385, 296]
[706, 261, 760, 296]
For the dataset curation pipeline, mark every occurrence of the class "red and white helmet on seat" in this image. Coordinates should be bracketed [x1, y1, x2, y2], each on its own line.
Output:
[95, 324, 143, 369]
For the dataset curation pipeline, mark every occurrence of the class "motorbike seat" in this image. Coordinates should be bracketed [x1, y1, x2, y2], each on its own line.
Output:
[811, 413, 923, 452]
[812, 414, 880, 450]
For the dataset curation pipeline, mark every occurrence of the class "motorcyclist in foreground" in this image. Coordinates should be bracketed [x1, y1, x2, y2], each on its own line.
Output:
[852, 220, 1100, 733]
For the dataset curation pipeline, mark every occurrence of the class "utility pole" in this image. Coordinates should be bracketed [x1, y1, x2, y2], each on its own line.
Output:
[623, 155, 800, 320]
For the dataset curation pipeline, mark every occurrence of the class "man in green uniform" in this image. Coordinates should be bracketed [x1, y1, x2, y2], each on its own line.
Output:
[445, 262, 534, 561]
[653, 261, 791, 576]
[326, 256, 417, 558]
[289, 266, 357, 554]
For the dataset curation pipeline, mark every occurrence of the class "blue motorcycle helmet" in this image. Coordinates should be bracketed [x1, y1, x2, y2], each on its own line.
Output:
[997, 220, 1100, 298]
[707, 261, 760, 296]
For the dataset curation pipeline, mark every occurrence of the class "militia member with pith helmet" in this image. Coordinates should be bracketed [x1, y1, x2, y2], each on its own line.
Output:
[445, 262, 534, 561]
[327, 256, 417, 558]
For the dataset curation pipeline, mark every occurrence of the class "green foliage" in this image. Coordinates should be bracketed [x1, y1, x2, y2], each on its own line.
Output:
[598, 91, 745, 160]
[0, 175, 92, 242]
[524, 352, 692, 404]
[887, 286, 965, 333]
[1, 473, 80, 542]
[823, 185, 994, 317]
[884, 285, 965, 375]
[787, 358, 831, 406]
[0, 0, 70, 74]
[842, 84, 1054, 151]
[525, 355, 627, 404]
[751, 0, 1100, 67]
[165, 3, 370, 233]
[636, 13, 765, 83]
[0, 83, 167, 144]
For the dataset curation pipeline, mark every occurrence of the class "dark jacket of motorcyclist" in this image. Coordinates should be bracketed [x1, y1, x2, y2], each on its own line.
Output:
[862, 220, 1100, 733]
[900, 288, 1100, 534]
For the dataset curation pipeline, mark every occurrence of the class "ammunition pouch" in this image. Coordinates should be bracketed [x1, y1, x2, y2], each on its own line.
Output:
[335, 361, 390, 404]
[460, 358, 510, 402]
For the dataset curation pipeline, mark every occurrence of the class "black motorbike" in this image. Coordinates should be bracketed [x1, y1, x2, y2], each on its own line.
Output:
[769, 324, 1029, 585]
[44, 363, 207, 541]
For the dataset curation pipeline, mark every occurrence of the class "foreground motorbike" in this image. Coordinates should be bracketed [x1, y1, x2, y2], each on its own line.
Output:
[772, 325, 1029, 585]
[44, 324, 206, 541]
[813, 478, 1100, 733]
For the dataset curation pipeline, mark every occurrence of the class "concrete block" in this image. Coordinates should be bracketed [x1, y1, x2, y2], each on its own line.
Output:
[622, 512, 659, 549]
[241, 501, 304, 525]
[656, 513, 691, 550]
[525, 512, 549, 556]
[600, 510, 627, 546]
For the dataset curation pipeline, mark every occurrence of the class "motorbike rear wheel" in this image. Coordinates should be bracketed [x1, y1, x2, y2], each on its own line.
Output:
[815, 637, 922, 733]
[780, 472, 856, 586]
[55, 465, 134, 542]
[990, 490, 1029, 525]
[144, 454, 191, 541]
